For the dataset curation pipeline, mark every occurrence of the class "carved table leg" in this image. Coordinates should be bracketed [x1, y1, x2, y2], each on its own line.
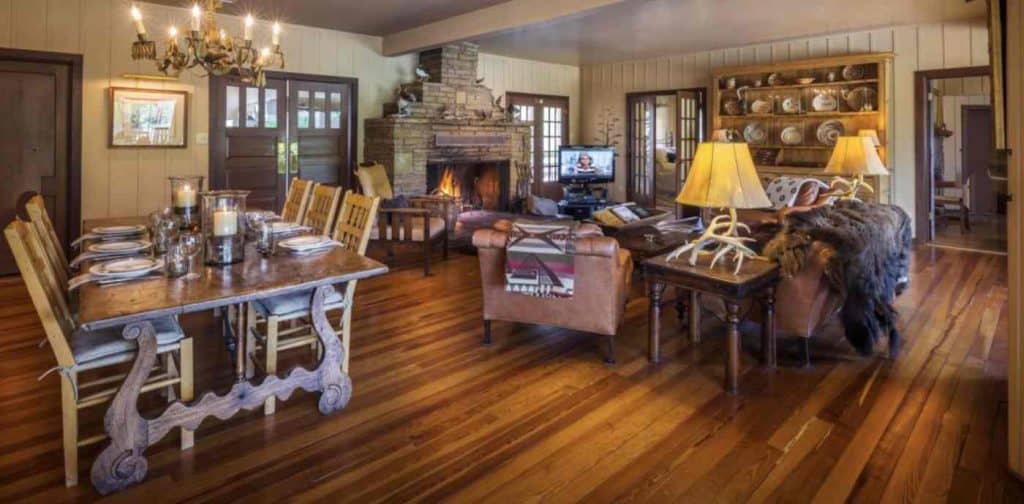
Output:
[762, 286, 776, 368]
[90, 321, 158, 495]
[648, 280, 665, 364]
[725, 301, 741, 394]
[90, 286, 353, 495]
[689, 290, 701, 343]
[235, 302, 247, 382]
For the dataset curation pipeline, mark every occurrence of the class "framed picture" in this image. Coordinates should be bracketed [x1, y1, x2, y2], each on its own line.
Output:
[109, 87, 189, 148]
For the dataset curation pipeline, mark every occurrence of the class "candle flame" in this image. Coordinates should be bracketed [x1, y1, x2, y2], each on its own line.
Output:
[169, 26, 178, 37]
[191, 3, 201, 17]
[245, 14, 254, 27]
[131, 5, 142, 21]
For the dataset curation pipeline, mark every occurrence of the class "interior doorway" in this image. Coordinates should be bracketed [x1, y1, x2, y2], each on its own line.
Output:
[210, 72, 356, 212]
[626, 88, 706, 215]
[506, 93, 570, 201]
[915, 66, 1006, 254]
[0, 49, 81, 276]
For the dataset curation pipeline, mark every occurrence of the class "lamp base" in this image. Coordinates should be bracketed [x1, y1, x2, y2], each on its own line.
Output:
[666, 208, 759, 274]
[830, 174, 874, 201]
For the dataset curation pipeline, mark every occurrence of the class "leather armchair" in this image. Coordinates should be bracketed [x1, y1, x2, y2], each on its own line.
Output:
[472, 226, 634, 363]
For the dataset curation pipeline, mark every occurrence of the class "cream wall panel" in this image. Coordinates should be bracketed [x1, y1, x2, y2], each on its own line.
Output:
[0, 0, 576, 219]
[477, 52, 581, 143]
[581, 21, 989, 235]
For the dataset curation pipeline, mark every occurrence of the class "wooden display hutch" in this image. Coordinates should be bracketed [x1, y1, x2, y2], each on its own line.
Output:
[711, 53, 893, 202]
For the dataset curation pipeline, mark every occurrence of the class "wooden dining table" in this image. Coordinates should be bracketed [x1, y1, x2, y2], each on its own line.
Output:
[76, 217, 388, 494]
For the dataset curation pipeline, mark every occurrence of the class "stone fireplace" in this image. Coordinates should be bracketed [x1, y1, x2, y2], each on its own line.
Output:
[364, 43, 530, 205]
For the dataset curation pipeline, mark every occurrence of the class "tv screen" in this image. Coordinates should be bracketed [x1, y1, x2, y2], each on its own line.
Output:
[559, 146, 615, 184]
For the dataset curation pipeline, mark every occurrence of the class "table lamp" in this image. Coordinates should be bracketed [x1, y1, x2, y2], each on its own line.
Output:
[667, 142, 772, 273]
[824, 136, 888, 200]
[858, 129, 881, 147]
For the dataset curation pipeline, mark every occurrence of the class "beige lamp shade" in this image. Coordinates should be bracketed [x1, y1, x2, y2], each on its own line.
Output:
[824, 136, 889, 176]
[675, 142, 772, 209]
[858, 129, 882, 147]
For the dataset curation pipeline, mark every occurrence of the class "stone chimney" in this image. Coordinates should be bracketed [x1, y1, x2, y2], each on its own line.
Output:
[365, 42, 530, 197]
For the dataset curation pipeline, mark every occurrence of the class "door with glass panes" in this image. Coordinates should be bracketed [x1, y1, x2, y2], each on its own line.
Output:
[507, 93, 569, 200]
[211, 74, 355, 212]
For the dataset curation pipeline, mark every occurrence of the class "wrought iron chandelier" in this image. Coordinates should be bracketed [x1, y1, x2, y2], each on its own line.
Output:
[129, 1, 284, 87]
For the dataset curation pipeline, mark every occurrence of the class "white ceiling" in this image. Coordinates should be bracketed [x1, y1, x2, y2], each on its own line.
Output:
[474, 0, 988, 65]
[146, 0, 987, 66]
[143, 0, 512, 35]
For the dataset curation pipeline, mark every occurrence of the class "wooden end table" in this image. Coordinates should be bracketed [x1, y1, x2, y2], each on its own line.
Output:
[643, 253, 780, 394]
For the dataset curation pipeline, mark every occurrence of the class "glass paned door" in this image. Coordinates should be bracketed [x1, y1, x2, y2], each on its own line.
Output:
[509, 93, 569, 200]
[627, 94, 656, 208]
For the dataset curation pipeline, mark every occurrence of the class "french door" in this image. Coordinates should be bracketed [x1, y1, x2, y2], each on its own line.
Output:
[211, 74, 355, 212]
[508, 93, 569, 200]
[627, 89, 706, 215]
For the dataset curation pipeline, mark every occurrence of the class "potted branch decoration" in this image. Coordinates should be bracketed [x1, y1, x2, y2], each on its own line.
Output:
[593, 107, 623, 154]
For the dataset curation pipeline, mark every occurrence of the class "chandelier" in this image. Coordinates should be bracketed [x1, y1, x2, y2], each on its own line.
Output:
[129, 1, 284, 87]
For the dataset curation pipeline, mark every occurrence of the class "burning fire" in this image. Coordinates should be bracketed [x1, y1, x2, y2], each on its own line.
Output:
[435, 168, 462, 199]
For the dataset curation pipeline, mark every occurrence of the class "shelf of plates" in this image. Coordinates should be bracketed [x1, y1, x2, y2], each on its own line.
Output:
[711, 53, 893, 200]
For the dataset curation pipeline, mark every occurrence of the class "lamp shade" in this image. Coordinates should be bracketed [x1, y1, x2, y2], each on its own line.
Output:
[858, 129, 882, 147]
[824, 136, 889, 176]
[675, 142, 772, 209]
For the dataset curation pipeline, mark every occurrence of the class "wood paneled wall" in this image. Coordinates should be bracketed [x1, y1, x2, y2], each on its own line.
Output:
[476, 52, 581, 144]
[0, 0, 579, 220]
[580, 20, 990, 230]
[1006, 0, 1023, 480]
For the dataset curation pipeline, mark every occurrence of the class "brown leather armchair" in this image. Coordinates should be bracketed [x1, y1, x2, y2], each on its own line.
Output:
[472, 225, 634, 363]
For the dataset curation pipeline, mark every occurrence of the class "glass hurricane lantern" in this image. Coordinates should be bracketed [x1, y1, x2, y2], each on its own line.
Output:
[169, 175, 204, 231]
[201, 190, 248, 266]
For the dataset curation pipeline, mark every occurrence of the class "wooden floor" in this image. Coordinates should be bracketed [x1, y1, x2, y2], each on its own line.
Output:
[932, 214, 1007, 254]
[1, 246, 1022, 502]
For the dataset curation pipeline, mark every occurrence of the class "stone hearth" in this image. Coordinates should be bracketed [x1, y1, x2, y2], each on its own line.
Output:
[364, 43, 530, 199]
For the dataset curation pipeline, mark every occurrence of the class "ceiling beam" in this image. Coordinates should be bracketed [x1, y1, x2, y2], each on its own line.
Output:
[382, 0, 627, 56]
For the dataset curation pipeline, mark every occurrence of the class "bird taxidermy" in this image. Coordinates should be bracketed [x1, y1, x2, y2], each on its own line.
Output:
[475, 76, 485, 85]
[395, 84, 417, 103]
[415, 65, 430, 83]
[493, 95, 505, 113]
[390, 96, 411, 117]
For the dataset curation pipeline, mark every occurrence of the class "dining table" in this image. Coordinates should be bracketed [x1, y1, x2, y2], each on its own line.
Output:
[76, 217, 388, 494]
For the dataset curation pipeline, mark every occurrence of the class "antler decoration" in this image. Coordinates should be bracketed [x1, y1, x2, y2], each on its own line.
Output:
[830, 174, 873, 201]
[666, 209, 759, 275]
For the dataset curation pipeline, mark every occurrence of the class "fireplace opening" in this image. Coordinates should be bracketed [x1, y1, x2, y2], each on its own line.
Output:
[426, 160, 510, 211]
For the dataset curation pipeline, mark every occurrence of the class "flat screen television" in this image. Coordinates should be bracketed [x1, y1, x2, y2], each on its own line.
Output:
[558, 145, 615, 184]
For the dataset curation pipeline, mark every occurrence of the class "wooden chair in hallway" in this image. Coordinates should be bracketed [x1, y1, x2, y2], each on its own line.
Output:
[281, 177, 314, 223]
[934, 177, 971, 233]
[25, 194, 71, 288]
[249, 191, 380, 414]
[302, 184, 342, 235]
[4, 220, 194, 487]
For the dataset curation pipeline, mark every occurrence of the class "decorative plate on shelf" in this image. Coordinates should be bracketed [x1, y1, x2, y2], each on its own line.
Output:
[816, 120, 845, 146]
[743, 122, 768, 145]
[843, 87, 877, 111]
[780, 96, 800, 114]
[780, 126, 804, 145]
[841, 64, 865, 81]
[811, 92, 838, 112]
[796, 77, 816, 85]
[722, 97, 742, 115]
[750, 99, 772, 114]
[767, 73, 781, 86]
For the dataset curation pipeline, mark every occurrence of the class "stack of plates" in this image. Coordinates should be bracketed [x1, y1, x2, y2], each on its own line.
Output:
[91, 224, 147, 240]
[87, 239, 151, 255]
[277, 235, 340, 254]
[271, 222, 304, 234]
[89, 257, 163, 278]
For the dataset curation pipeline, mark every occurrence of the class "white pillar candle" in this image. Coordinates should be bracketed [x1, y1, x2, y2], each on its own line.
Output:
[174, 184, 196, 208]
[213, 209, 238, 236]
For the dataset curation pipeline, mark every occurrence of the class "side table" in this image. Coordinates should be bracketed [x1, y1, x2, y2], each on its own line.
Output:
[643, 253, 780, 394]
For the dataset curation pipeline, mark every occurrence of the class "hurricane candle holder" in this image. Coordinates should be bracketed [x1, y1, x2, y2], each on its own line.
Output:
[201, 190, 248, 265]
[169, 175, 203, 231]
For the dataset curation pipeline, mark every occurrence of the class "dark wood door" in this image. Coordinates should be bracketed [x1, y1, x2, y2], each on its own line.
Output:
[210, 75, 355, 212]
[289, 80, 352, 188]
[961, 105, 996, 215]
[508, 93, 569, 200]
[0, 60, 69, 275]
[627, 94, 656, 208]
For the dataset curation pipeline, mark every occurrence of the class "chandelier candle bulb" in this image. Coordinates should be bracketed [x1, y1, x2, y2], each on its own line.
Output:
[272, 22, 281, 45]
[131, 5, 146, 36]
[244, 15, 254, 41]
[190, 4, 201, 32]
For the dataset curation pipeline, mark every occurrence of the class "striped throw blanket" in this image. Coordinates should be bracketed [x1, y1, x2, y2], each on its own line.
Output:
[505, 220, 577, 298]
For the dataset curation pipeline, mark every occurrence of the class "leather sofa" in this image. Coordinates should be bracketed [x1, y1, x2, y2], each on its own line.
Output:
[472, 222, 634, 363]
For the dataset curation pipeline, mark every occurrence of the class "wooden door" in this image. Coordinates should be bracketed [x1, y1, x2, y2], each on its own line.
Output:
[676, 89, 705, 216]
[289, 80, 352, 189]
[962, 105, 997, 215]
[627, 94, 656, 207]
[508, 93, 569, 200]
[211, 77, 287, 211]
[0, 60, 69, 275]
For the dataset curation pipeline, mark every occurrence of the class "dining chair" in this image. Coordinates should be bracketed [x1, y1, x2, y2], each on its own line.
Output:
[281, 177, 314, 223]
[25, 195, 71, 288]
[301, 184, 343, 236]
[4, 220, 194, 487]
[248, 190, 380, 415]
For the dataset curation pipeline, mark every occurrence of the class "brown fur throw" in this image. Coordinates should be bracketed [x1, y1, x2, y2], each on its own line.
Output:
[763, 200, 912, 355]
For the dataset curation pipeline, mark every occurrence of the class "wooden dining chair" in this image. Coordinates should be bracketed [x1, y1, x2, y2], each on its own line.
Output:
[5, 220, 194, 487]
[25, 195, 71, 288]
[281, 177, 314, 223]
[248, 191, 380, 415]
[302, 184, 342, 236]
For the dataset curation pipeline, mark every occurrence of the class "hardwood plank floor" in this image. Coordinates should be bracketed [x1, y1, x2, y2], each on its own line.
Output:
[0, 246, 1021, 502]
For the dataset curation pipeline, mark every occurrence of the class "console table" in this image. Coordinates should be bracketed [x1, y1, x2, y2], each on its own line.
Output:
[643, 253, 779, 394]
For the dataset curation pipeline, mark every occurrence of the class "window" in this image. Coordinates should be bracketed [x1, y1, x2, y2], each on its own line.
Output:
[225, 86, 239, 127]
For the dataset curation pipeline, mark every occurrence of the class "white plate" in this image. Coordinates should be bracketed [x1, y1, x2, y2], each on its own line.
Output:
[812, 94, 838, 112]
[92, 224, 146, 236]
[743, 122, 768, 145]
[88, 240, 151, 254]
[781, 97, 800, 114]
[780, 126, 803, 145]
[750, 99, 771, 114]
[271, 222, 303, 234]
[278, 235, 332, 251]
[89, 257, 162, 277]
